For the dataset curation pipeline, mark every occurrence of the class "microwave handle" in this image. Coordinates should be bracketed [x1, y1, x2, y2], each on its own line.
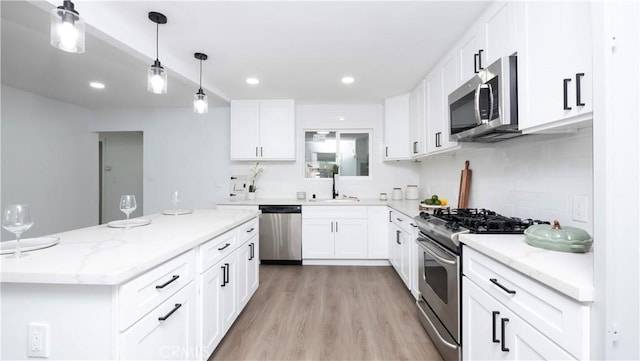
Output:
[487, 83, 495, 122]
[474, 84, 483, 125]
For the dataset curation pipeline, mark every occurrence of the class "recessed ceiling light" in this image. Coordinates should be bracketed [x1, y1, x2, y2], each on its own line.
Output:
[246, 77, 260, 85]
[341, 76, 354, 84]
[89, 81, 105, 89]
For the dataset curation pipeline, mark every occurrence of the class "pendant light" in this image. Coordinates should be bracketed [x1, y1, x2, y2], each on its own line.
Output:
[193, 53, 209, 114]
[147, 12, 168, 94]
[50, 0, 85, 53]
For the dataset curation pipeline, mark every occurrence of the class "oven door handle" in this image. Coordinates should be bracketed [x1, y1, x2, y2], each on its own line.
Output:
[417, 299, 458, 350]
[474, 84, 483, 125]
[418, 241, 456, 265]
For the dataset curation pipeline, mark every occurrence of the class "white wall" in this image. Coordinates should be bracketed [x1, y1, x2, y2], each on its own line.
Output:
[1, 86, 98, 239]
[91, 107, 230, 214]
[230, 104, 420, 200]
[419, 129, 593, 234]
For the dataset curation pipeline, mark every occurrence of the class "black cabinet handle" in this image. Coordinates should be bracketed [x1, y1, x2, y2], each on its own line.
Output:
[396, 217, 403, 222]
[413, 141, 418, 154]
[492, 311, 500, 343]
[478, 49, 484, 70]
[396, 230, 401, 245]
[389, 211, 392, 223]
[250, 243, 255, 260]
[385, 146, 389, 157]
[335, 222, 338, 233]
[501, 318, 510, 352]
[474, 53, 479, 74]
[260, 147, 263, 157]
[224, 263, 230, 284]
[155, 275, 179, 289]
[158, 303, 182, 321]
[255, 147, 258, 157]
[490, 278, 516, 294]
[563, 78, 572, 110]
[331, 221, 334, 233]
[246, 227, 255, 233]
[435, 132, 442, 148]
[218, 243, 231, 251]
[221, 265, 227, 287]
[576, 73, 585, 106]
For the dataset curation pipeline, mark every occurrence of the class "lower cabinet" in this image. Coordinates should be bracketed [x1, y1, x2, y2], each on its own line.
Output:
[463, 278, 575, 360]
[462, 246, 590, 360]
[302, 206, 368, 259]
[388, 209, 415, 292]
[120, 282, 198, 360]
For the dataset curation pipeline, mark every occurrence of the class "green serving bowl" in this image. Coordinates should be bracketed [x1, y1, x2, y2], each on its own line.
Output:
[524, 220, 593, 253]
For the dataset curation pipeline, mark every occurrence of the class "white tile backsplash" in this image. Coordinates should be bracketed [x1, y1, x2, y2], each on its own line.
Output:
[419, 128, 593, 234]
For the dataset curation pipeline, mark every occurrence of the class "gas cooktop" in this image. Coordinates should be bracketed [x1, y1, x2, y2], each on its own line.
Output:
[414, 208, 549, 253]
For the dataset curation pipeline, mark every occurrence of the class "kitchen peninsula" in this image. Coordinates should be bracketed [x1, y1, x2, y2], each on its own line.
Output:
[1, 209, 259, 360]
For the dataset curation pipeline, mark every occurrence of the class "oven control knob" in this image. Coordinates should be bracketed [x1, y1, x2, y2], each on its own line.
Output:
[419, 212, 430, 219]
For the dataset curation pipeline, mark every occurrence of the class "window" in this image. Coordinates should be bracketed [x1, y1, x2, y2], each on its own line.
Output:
[304, 130, 370, 178]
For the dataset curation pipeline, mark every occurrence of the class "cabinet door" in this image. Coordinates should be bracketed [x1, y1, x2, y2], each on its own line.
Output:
[398, 229, 411, 288]
[120, 283, 197, 360]
[509, 314, 576, 360]
[458, 29, 485, 83]
[463, 277, 511, 361]
[259, 100, 295, 160]
[484, 2, 515, 66]
[247, 239, 259, 297]
[333, 218, 368, 259]
[237, 242, 251, 309]
[388, 218, 400, 270]
[302, 219, 334, 258]
[230, 100, 261, 160]
[367, 206, 389, 259]
[383, 93, 411, 160]
[439, 53, 459, 150]
[410, 80, 426, 157]
[200, 266, 224, 359]
[560, 2, 592, 117]
[425, 69, 443, 154]
[220, 254, 238, 333]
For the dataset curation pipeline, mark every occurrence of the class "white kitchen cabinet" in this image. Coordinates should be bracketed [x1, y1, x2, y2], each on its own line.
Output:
[463, 246, 590, 360]
[463, 278, 575, 361]
[425, 51, 460, 155]
[383, 93, 411, 160]
[388, 209, 413, 290]
[120, 282, 197, 360]
[409, 80, 427, 158]
[220, 251, 239, 334]
[302, 206, 368, 259]
[367, 206, 389, 259]
[238, 236, 259, 309]
[516, 1, 592, 133]
[230, 99, 295, 161]
[199, 262, 224, 358]
[458, 29, 486, 84]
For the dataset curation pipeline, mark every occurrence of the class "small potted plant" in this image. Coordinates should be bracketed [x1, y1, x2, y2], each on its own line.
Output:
[247, 161, 263, 200]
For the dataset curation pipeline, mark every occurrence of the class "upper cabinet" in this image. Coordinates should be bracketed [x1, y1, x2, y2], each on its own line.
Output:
[516, 1, 593, 133]
[425, 51, 460, 155]
[230, 99, 295, 161]
[383, 93, 411, 160]
[409, 80, 427, 158]
[457, 2, 516, 86]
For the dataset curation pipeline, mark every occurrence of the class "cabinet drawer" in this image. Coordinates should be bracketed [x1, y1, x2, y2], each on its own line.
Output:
[236, 217, 258, 245]
[199, 230, 237, 273]
[390, 209, 412, 233]
[463, 247, 590, 358]
[119, 250, 196, 331]
[303, 206, 367, 219]
[120, 282, 197, 360]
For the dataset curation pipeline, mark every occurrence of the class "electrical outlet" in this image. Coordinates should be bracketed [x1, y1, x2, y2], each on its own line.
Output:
[27, 323, 49, 358]
[572, 196, 588, 223]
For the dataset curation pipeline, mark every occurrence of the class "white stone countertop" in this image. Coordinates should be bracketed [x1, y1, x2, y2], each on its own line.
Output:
[218, 198, 423, 218]
[460, 234, 594, 302]
[0, 209, 259, 286]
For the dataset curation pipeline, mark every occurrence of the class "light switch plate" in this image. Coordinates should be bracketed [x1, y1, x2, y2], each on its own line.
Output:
[572, 196, 588, 223]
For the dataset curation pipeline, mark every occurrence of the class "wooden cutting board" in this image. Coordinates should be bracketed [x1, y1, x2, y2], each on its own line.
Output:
[458, 160, 472, 209]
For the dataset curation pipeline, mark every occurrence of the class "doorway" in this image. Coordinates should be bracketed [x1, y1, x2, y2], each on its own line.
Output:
[98, 132, 143, 224]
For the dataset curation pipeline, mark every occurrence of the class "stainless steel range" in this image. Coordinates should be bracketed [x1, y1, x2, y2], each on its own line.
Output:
[414, 208, 548, 361]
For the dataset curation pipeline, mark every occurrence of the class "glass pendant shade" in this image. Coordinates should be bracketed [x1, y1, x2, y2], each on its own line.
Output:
[50, 1, 85, 53]
[147, 60, 167, 94]
[194, 90, 208, 114]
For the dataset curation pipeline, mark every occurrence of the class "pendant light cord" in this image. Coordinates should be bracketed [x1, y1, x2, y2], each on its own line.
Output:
[199, 59, 203, 89]
[155, 23, 159, 61]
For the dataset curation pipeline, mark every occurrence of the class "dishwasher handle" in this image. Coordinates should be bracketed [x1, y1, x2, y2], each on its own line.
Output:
[258, 205, 302, 213]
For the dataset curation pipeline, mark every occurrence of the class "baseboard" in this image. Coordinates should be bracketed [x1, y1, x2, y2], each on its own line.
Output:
[302, 259, 391, 266]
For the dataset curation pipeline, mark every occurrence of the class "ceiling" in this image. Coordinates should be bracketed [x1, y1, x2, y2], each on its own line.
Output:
[1, 1, 491, 108]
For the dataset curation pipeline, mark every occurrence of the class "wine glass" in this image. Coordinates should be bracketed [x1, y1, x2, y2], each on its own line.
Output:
[2, 204, 34, 258]
[119, 195, 137, 224]
[170, 190, 181, 209]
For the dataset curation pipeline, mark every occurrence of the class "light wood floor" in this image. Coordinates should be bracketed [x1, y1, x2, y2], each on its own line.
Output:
[210, 265, 443, 361]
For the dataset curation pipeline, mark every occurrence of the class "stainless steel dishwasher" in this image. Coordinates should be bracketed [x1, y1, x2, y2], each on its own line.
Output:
[258, 205, 302, 265]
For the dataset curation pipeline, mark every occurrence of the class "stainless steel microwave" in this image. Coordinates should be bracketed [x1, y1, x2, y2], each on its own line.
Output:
[448, 55, 519, 142]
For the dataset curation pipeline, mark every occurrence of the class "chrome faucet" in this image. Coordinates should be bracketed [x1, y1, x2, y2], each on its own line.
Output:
[332, 173, 339, 199]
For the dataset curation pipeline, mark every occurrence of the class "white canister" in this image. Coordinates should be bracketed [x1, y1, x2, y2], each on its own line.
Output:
[405, 185, 419, 200]
[391, 188, 403, 200]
